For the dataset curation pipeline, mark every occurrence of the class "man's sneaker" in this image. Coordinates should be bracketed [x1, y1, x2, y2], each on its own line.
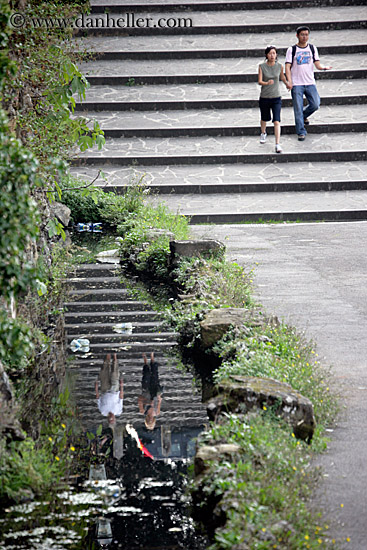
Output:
[275, 144, 283, 154]
[298, 134, 306, 141]
[260, 133, 267, 144]
[304, 118, 310, 125]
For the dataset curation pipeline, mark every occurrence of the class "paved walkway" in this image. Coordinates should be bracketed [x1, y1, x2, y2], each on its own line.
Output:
[191, 220, 367, 549]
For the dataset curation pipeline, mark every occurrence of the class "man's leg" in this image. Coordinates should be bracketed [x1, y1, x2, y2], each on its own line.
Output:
[303, 85, 320, 120]
[291, 85, 306, 136]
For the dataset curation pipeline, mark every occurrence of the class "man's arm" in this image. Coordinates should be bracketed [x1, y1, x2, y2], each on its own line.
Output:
[119, 378, 124, 399]
[314, 60, 332, 71]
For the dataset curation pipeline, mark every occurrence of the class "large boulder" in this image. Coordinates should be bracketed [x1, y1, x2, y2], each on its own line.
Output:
[194, 443, 241, 476]
[170, 239, 224, 266]
[207, 375, 316, 442]
[200, 307, 262, 349]
[51, 202, 71, 227]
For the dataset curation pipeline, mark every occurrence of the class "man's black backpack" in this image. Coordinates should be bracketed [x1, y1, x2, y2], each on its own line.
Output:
[291, 43, 316, 64]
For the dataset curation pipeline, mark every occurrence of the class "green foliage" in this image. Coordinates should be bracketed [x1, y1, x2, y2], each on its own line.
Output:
[0, 111, 40, 302]
[212, 323, 337, 430]
[195, 414, 329, 550]
[0, 437, 62, 502]
[0, 311, 35, 368]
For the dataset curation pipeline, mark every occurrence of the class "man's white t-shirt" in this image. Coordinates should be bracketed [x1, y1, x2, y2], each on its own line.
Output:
[285, 44, 319, 86]
[97, 392, 123, 416]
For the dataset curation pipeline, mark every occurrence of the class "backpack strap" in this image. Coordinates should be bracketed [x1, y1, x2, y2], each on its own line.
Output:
[291, 43, 316, 65]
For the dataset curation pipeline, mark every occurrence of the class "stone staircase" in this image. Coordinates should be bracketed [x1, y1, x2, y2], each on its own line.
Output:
[65, 263, 207, 434]
[65, 263, 208, 548]
[70, 0, 367, 222]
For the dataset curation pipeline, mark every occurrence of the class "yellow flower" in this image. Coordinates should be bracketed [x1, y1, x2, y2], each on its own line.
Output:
[291, 433, 295, 438]
[340, 503, 344, 508]
[304, 535, 309, 540]
[263, 406, 267, 411]
[346, 538, 350, 542]
[48, 437, 53, 442]
[61, 423, 66, 429]
[318, 539, 322, 544]
[55, 456, 60, 461]
[70, 446, 76, 452]
[262, 528, 266, 532]
[293, 466, 297, 471]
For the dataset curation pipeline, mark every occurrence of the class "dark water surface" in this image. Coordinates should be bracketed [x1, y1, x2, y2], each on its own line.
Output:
[0, 261, 209, 549]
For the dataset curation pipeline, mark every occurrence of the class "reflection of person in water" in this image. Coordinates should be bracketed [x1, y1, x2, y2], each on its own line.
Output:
[138, 353, 162, 431]
[95, 353, 123, 425]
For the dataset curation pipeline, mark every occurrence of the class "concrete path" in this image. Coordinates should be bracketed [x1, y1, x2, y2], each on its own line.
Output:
[190, 220, 367, 549]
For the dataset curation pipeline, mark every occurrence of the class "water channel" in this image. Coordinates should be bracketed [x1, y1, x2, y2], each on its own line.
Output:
[0, 258, 209, 549]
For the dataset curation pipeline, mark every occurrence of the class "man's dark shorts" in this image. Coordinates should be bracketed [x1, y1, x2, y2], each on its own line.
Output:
[259, 96, 282, 122]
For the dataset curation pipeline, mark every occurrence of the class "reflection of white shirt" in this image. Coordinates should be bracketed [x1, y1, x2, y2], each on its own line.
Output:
[285, 44, 319, 86]
[97, 392, 123, 416]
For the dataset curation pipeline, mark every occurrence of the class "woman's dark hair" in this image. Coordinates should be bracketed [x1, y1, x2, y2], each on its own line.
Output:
[265, 45, 277, 59]
[296, 25, 310, 35]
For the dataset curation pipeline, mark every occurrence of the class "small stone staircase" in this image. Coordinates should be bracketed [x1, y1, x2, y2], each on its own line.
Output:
[64, 262, 208, 548]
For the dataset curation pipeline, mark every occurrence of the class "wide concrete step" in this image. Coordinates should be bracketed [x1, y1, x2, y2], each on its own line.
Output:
[73, 132, 367, 166]
[79, 104, 367, 138]
[77, 6, 366, 36]
[75, 80, 365, 111]
[77, 28, 367, 58]
[90, 0, 367, 13]
[67, 288, 132, 302]
[67, 332, 176, 343]
[69, 341, 177, 352]
[72, 263, 121, 277]
[65, 310, 161, 322]
[64, 300, 153, 312]
[81, 53, 365, 85]
[67, 276, 123, 289]
[70, 161, 367, 195]
[66, 321, 165, 334]
[147, 190, 367, 223]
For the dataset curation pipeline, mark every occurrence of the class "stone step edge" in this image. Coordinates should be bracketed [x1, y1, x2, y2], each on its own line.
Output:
[188, 209, 367, 224]
[75, 95, 367, 111]
[90, 0, 367, 13]
[72, 150, 367, 167]
[85, 68, 366, 85]
[94, 181, 367, 195]
[75, 20, 366, 37]
[99, 122, 367, 139]
[89, 44, 367, 60]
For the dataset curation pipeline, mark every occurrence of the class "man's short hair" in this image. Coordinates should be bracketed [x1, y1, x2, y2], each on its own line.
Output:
[296, 25, 310, 35]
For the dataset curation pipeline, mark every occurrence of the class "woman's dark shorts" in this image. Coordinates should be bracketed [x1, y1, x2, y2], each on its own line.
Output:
[259, 96, 282, 122]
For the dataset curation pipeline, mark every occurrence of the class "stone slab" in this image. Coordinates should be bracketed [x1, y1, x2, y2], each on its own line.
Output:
[76, 28, 367, 54]
[146, 190, 367, 219]
[73, 132, 367, 164]
[81, 53, 366, 78]
[69, 160, 367, 191]
[76, 80, 365, 110]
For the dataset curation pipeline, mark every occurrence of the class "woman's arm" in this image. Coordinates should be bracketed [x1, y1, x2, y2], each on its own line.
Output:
[280, 65, 291, 90]
[258, 66, 273, 86]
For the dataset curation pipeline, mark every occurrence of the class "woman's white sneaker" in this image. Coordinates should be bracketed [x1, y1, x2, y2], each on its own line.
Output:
[260, 133, 267, 144]
[275, 144, 283, 154]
